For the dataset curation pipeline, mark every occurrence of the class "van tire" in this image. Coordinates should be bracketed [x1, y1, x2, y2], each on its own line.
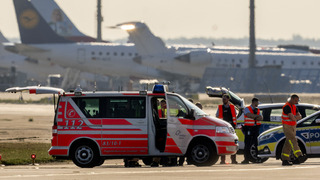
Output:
[71, 143, 100, 168]
[95, 158, 105, 166]
[142, 157, 153, 165]
[187, 141, 218, 166]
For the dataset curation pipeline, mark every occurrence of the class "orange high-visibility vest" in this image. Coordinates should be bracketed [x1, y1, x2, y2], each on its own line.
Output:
[158, 109, 166, 118]
[218, 104, 237, 126]
[244, 106, 261, 126]
[282, 102, 297, 126]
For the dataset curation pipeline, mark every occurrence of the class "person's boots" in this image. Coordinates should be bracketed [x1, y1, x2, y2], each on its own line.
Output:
[282, 160, 293, 166]
[220, 155, 226, 164]
[231, 155, 238, 164]
[297, 154, 307, 163]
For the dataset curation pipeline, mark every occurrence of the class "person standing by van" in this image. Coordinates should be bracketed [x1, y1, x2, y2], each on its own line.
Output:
[241, 98, 262, 164]
[216, 94, 238, 164]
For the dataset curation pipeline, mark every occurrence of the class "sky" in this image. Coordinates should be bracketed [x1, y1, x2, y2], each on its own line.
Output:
[0, 0, 320, 42]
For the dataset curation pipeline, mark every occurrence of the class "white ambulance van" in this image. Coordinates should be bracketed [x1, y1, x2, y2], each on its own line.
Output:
[6, 85, 238, 168]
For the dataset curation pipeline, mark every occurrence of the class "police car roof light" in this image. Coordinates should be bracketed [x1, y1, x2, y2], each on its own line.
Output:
[153, 84, 166, 93]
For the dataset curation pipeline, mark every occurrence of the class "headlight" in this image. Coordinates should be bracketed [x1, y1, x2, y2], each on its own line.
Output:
[216, 126, 232, 134]
[259, 132, 275, 141]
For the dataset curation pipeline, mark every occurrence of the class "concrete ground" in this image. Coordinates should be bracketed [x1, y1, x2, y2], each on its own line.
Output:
[1, 158, 320, 180]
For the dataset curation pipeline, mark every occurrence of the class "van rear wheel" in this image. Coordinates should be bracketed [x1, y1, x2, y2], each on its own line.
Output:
[71, 144, 100, 168]
[188, 141, 218, 166]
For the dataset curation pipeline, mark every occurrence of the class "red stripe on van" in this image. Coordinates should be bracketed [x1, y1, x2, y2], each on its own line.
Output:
[101, 119, 132, 125]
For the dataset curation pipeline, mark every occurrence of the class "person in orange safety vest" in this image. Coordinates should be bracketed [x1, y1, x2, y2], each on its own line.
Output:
[158, 100, 167, 118]
[216, 94, 238, 164]
[241, 98, 263, 164]
[281, 94, 307, 166]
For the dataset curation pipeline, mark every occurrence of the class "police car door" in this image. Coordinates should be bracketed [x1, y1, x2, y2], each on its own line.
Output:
[165, 93, 193, 155]
[297, 113, 320, 155]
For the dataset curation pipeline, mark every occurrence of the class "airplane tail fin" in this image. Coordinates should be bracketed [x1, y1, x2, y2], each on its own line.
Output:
[13, 0, 72, 44]
[30, 0, 97, 42]
[117, 22, 170, 56]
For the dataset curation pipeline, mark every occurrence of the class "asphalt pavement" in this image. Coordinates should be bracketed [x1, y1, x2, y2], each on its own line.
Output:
[1, 158, 320, 180]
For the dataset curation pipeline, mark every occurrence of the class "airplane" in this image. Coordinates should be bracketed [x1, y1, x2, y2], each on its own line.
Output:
[9, 0, 320, 93]
[115, 22, 213, 79]
[6, 0, 165, 81]
[0, 30, 65, 82]
[117, 21, 320, 70]
[0, 30, 108, 89]
[6, 0, 214, 84]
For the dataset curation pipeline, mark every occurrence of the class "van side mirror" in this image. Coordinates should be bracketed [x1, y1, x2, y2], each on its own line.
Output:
[186, 108, 196, 120]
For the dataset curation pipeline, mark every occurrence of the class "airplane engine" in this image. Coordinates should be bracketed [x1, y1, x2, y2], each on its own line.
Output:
[175, 51, 212, 66]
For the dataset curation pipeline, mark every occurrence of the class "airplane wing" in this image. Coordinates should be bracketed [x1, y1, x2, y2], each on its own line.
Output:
[116, 21, 170, 56]
[3, 43, 48, 54]
[6, 86, 64, 94]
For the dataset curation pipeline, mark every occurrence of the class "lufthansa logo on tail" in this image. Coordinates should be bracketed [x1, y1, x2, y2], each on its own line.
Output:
[19, 9, 39, 29]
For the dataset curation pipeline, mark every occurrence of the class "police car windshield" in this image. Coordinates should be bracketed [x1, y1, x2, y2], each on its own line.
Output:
[180, 96, 207, 116]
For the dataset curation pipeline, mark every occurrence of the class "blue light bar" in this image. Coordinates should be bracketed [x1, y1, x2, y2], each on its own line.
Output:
[153, 84, 165, 93]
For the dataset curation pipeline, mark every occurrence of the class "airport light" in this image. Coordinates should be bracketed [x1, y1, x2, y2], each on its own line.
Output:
[120, 24, 135, 30]
[31, 154, 36, 165]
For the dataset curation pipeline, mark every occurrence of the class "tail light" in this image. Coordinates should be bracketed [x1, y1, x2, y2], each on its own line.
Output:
[52, 125, 57, 136]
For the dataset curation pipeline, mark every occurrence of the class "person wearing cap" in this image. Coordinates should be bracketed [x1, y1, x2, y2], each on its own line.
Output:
[241, 97, 263, 164]
[216, 94, 238, 164]
[281, 94, 307, 166]
[195, 102, 203, 110]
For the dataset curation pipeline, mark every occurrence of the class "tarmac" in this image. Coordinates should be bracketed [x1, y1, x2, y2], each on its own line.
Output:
[1, 158, 320, 180]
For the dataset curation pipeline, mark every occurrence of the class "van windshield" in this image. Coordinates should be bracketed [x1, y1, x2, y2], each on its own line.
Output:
[179, 95, 207, 116]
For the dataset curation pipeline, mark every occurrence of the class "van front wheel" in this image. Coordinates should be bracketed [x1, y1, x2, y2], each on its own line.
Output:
[71, 144, 99, 168]
[188, 141, 218, 166]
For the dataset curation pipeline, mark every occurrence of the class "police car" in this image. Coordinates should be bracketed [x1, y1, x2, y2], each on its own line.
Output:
[206, 86, 320, 162]
[6, 84, 238, 168]
[258, 110, 320, 162]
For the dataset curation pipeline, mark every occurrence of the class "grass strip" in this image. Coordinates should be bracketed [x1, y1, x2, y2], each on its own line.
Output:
[0, 142, 66, 165]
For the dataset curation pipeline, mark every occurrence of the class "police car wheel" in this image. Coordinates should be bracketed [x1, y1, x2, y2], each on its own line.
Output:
[248, 143, 268, 163]
[188, 142, 218, 166]
[72, 144, 99, 168]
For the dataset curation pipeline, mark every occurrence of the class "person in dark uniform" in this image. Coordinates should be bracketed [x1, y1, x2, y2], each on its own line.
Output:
[241, 98, 262, 164]
[216, 94, 238, 164]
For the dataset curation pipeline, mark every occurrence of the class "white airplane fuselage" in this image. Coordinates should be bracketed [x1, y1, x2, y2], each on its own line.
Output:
[0, 47, 64, 81]
[210, 50, 320, 69]
[14, 42, 165, 79]
[12, 42, 214, 79]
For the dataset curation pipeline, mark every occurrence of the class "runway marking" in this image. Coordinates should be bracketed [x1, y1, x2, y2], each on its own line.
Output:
[1, 165, 320, 178]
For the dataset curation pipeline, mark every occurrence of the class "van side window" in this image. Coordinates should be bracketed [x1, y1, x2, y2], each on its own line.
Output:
[73, 97, 101, 118]
[167, 95, 188, 118]
[73, 97, 146, 118]
[107, 97, 146, 118]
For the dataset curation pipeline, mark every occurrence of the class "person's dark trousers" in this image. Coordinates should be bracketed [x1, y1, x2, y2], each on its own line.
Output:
[243, 125, 260, 161]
